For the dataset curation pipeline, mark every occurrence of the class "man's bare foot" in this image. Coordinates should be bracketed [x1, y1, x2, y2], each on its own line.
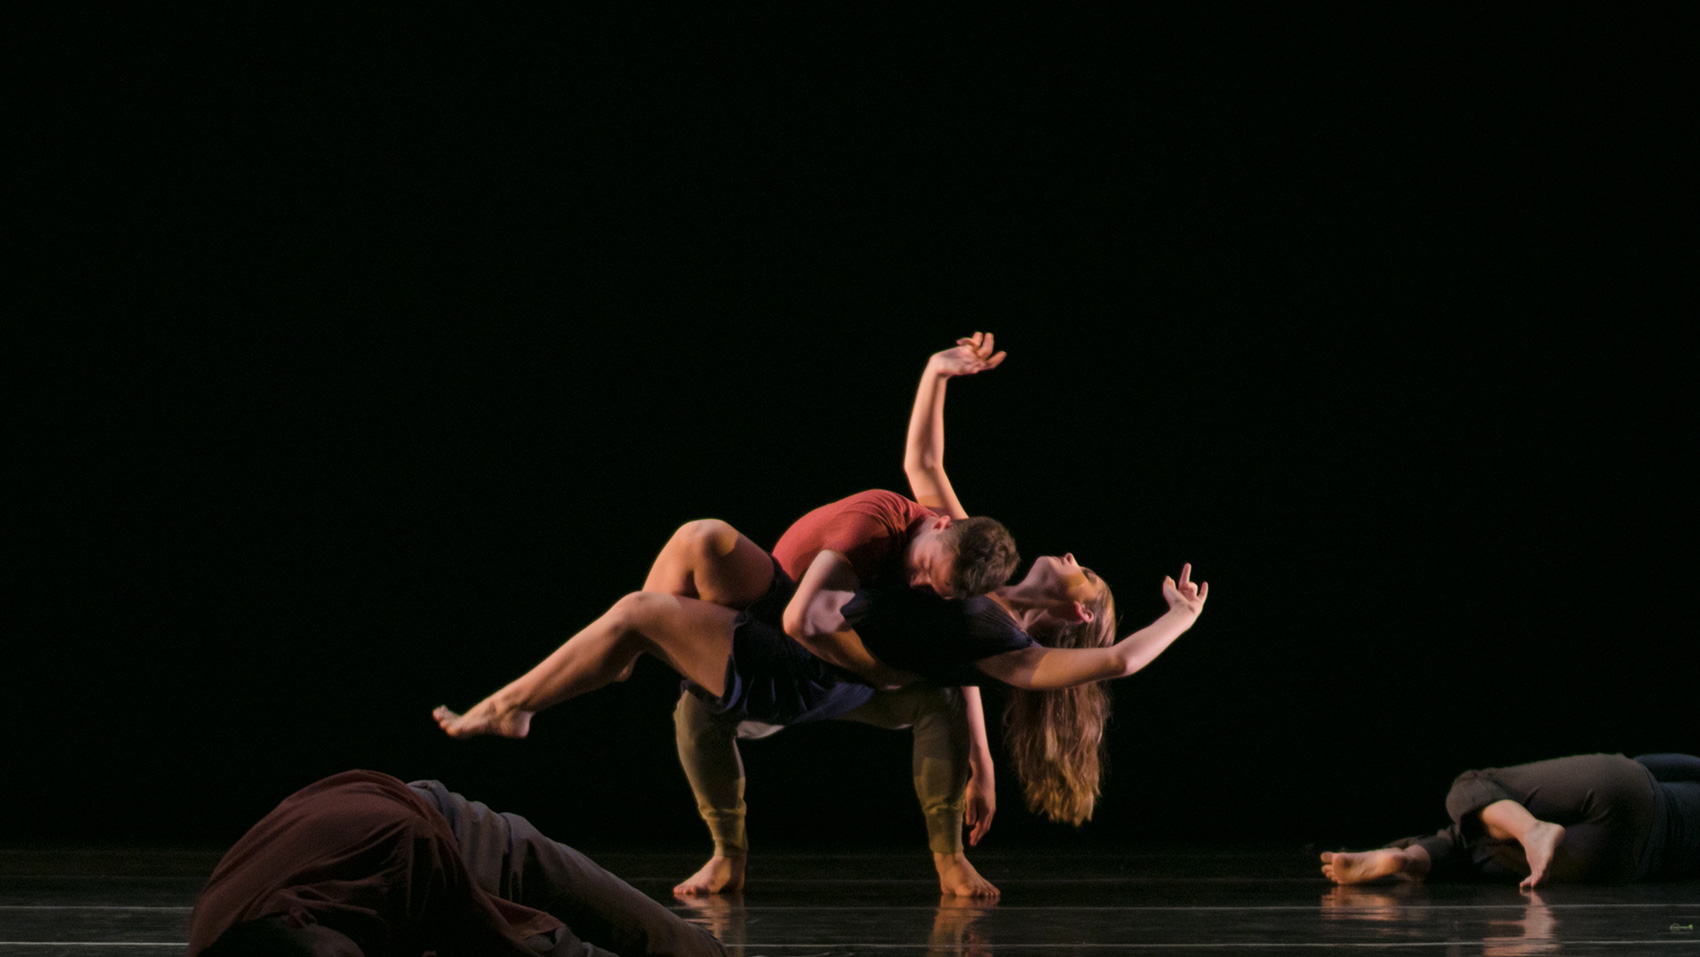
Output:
[673, 854, 746, 897]
[1518, 821, 1566, 890]
[432, 701, 532, 739]
[934, 853, 1000, 899]
[1321, 849, 1408, 885]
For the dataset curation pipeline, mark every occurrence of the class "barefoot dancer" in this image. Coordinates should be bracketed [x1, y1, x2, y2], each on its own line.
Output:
[449, 335, 1022, 898]
[435, 336, 1207, 896]
[672, 335, 1129, 899]
[1321, 753, 1700, 889]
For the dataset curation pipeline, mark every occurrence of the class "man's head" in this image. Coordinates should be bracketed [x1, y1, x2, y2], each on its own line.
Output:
[905, 514, 1019, 598]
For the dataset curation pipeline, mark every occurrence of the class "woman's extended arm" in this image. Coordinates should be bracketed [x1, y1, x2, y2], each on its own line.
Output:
[975, 565, 1209, 690]
[903, 332, 1005, 519]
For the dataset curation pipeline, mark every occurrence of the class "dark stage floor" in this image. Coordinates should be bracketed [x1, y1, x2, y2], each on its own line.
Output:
[3, 845, 1698, 955]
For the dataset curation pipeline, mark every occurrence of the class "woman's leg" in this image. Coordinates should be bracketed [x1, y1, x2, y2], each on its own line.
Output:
[644, 520, 776, 608]
[434, 592, 740, 739]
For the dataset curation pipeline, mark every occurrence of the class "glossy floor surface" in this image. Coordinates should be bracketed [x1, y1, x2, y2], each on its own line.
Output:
[3, 846, 1697, 955]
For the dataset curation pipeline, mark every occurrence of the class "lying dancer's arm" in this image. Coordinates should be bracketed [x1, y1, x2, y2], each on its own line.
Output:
[976, 565, 1207, 690]
[782, 550, 919, 689]
[904, 332, 1005, 844]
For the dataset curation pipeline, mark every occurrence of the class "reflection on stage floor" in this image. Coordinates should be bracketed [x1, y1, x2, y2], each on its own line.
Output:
[2, 845, 1696, 955]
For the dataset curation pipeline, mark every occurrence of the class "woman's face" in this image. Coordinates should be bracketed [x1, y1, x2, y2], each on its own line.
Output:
[1022, 553, 1106, 609]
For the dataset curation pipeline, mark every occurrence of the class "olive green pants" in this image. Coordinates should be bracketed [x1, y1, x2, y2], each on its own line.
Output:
[672, 685, 970, 856]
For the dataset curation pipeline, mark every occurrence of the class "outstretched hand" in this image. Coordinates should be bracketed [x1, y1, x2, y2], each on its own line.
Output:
[1162, 563, 1208, 616]
[931, 331, 1007, 377]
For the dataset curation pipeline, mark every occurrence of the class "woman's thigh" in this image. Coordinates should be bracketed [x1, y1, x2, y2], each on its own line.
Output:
[623, 592, 741, 697]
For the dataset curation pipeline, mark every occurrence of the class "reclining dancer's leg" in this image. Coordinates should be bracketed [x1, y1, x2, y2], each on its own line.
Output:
[414, 780, 724, 957]
[1448, 753, 1659, 887]
[435, 593, 740, 739]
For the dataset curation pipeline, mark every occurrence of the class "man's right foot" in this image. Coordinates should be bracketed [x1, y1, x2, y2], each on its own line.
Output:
[673, 854, 746, 897]
[1320, 849, 1407, 885]
[934, 852, 1000, 899]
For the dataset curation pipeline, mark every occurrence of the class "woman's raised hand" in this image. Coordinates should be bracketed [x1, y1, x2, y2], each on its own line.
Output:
[930, 331, 1007, 377]
[1162, 563, 1209, 616]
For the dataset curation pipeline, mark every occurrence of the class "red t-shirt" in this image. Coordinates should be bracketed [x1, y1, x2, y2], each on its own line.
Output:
[770, 489, 937, 584]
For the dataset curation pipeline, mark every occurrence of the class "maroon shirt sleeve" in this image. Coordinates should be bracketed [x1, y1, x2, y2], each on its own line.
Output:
[188, 770, 558, 957]
[771, 489, 936, 584]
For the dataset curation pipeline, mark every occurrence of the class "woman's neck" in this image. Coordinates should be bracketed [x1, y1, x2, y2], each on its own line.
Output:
[988, 587, 1047, 632]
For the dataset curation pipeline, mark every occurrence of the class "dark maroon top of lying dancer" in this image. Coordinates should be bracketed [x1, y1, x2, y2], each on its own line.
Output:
[187, 770, 559, 956]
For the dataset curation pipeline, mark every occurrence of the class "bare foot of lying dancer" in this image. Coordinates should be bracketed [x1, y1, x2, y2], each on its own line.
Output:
[935, 852, 1000, 899]
[1320, 847, 1429, 884]
[432, 699, 533, 739]
[673, 854, 745, 897]
[1478, 799, 1567, 890]
[1516, 820, 1566, 890]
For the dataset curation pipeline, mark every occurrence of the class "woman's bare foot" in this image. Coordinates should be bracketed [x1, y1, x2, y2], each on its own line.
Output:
[934, 853, 1000, 899]
[432, 701, 532, 739]
[1518, 821, 1566, 890]
[1320, 849, 1409, 885]
[673, 854, 746, 897]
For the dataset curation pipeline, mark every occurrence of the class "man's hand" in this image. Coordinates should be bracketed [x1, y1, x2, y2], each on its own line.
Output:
[1162, 562, 1208, 617]
[928, 331, 1007, 378]
[964, 768, 997, 846]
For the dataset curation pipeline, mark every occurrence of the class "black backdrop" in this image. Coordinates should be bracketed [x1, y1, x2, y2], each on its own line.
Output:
[13, 7, 1693, 854]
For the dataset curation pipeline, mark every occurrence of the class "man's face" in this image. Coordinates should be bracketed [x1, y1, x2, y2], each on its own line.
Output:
[905, 525, 958, 598]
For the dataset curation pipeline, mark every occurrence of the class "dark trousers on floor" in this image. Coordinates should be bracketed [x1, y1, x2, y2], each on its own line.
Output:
[411, 781, 723, 957]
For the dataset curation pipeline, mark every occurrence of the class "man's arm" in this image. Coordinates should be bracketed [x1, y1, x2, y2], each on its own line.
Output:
[903, 332, 1005, 518]
[781, 551, 917, 689]
[975, 565, 1207, 690]
[961, 686, 997, 845]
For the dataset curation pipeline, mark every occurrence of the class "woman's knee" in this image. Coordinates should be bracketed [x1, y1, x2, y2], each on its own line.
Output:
[608, 591, 671, 631]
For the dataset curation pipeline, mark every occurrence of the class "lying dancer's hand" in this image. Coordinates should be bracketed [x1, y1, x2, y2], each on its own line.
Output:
[1162, 563, 1208, 617]
[929, 331, 1007, 377]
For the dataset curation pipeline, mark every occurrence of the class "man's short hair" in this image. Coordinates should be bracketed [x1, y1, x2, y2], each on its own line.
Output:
[941, 516, 1019, 598]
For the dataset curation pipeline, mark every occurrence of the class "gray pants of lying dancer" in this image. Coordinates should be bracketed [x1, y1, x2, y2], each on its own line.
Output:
[1419, 753, 1700, 882]
[410, 780, 723, 957]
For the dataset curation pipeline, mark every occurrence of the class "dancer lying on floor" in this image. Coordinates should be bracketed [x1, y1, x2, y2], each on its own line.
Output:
[1321, 753, 1700, 889]
[189, 770, 722, 957]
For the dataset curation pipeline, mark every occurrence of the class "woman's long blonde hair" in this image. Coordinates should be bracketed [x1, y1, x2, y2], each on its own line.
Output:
[1001, 585, 1117, 826]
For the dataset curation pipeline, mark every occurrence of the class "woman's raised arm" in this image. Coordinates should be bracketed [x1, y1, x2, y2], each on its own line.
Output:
[903, 332, 1005, 519]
